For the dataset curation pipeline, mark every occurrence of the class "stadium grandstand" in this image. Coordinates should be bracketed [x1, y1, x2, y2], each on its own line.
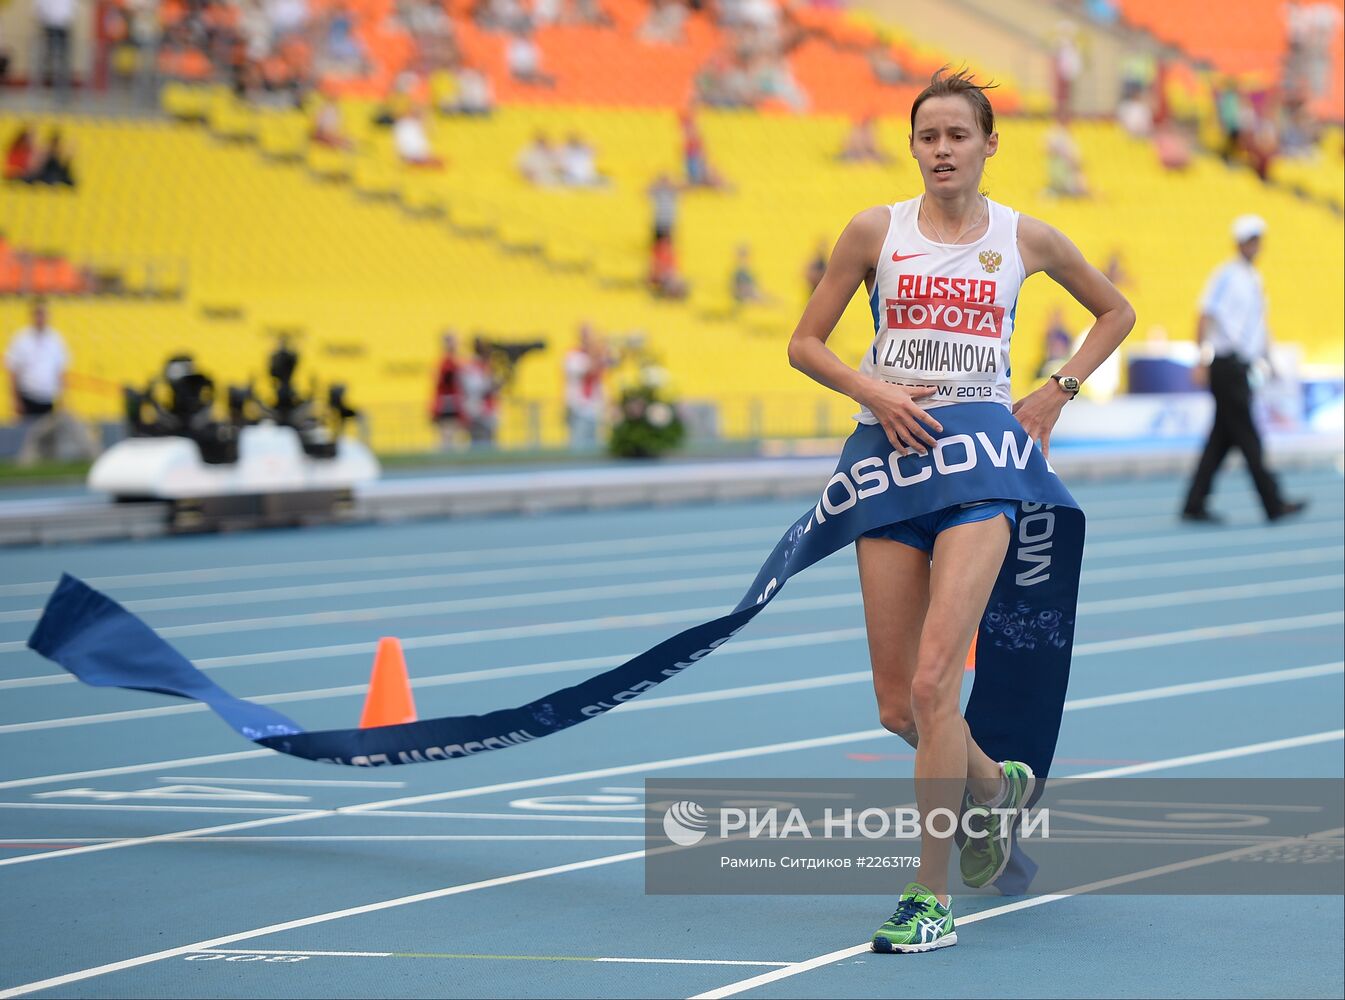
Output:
[0, 0, 1341, 452]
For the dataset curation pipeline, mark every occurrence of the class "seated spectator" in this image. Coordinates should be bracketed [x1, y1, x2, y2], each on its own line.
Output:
[1116, 90, 1153, 138]
[24, 129, 75, 187]
[1036, 306, 1074, 378]
[315, 2, 366, 77]
[639, 0, 686, 44]
[558, 132, 606, 187]
[572, 0, 612, 26]
[507, 27, 555, 87]
[1045, 122, 1089, 197]
[311, 97, 352, 148]
[1104, 249, 1132, 290]
[837, 113, 889, 164]
[867, 43, 906, 86]
[266, 0, 309, 44]
[803, 239, 827, 295]
[749, 52, 807, 112]
[534, 0, 563, 26]
[679, 110, 730, 188]
[518, 131, 560, 185]
[4, 124, 34, 181]
[731, 244, 772, 305]
[1153, 120, 1191, 171]
[694, 51, 751, 108]
[649, 236, 688, 299]
[456, 66, 494, 114]
[373, 72, 417, 126]
[393, 107, 446, 168]
[475, 0, 523, 31]
[1244, 112, 1278, 181]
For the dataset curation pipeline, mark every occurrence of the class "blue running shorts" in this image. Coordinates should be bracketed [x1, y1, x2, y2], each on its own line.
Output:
[861, 500, 1018, 554]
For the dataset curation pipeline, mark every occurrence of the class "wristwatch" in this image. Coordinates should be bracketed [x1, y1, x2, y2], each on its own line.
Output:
[1050, 374, 1081, 399]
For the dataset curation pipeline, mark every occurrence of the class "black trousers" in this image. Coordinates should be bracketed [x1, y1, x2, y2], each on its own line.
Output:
[41, 25, 71, 93]
[1183, 355, 1284, 517]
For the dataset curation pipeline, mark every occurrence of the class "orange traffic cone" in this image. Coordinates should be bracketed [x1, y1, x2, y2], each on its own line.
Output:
[359, 637, 418, 728]
[965, 631, 978, 671]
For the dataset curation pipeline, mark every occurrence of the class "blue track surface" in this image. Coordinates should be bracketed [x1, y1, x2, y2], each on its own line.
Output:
[1, 467, 1342, 999]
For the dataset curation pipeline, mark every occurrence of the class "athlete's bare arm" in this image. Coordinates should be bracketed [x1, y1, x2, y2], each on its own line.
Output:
[788, 207, 943, 456]
[1013, 215, 1135, 456]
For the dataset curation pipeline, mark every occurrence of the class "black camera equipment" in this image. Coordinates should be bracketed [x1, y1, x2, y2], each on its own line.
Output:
[480, 338, 547, 387]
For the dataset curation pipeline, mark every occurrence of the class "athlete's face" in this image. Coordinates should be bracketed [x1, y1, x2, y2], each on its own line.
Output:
[909, 96, 998, 195]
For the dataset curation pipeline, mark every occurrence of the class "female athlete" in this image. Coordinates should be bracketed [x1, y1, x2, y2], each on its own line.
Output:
[786, 68, 1135, 952]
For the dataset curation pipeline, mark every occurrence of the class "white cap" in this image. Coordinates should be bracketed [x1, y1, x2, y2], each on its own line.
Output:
[1232, 214, 1266, 243]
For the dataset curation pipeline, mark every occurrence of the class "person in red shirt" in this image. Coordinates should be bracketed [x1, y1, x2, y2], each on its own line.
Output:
[430, 329, 465, 450]
[4, 125, 35, 181]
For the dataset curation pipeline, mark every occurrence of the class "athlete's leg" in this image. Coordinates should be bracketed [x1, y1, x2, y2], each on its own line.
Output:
[856, 534, 928, 746]
[910, 514, 1012, 901]
[857, 533, 1000, 799]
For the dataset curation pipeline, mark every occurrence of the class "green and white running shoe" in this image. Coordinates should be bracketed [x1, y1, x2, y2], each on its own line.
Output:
[959, 760, 1036, 889]
[871, 883, 957, 953]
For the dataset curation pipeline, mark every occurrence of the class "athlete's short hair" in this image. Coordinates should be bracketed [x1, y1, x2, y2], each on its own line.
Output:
[910, 66, 998, 137]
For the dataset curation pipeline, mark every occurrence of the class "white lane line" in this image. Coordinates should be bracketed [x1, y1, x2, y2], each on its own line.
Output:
[151, 776, 406, 788]
[5, 607, 1340, 734]
[615, 660, 1345, 716]
[0, 802, 314, 815]
[595, 959, 791, 967]
[348, 810, 645, 824]
[0, 527, 785, 597]
[185, 948, 790, 966]
[0, 750, 272, 791]
[195, 948, 394, 957]
[0, 550, 768, 623]
[0, 730, 890, 865]
[0, 594, 859, 667]
[1082, 518, 1334, 558]
[1080, 545, 1344, 583]
[1076, 575, 1342, 614]
[0, 575, 858, 654]
[688, 826, 1345, 1000]
[6, 835, 647, 843]
[1071, 610, 1344, 656]
[1059, 663, 1344, 713]
[1063, 730, 1345, 779]
[1, 734, 1338, 998]
[214, 835, 648, 842]
[7, 663, 1336, 818]
[0, 849, 651, 999]
[0, 812, 327, 868]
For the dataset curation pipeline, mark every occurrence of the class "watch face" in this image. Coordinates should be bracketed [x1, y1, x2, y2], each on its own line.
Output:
[1060, 376, 1080, 392]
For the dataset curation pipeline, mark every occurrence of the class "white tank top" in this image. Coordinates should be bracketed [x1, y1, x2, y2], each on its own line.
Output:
[857, 195, 1026, 421]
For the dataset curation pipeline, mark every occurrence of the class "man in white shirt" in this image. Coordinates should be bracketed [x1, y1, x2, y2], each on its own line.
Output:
[563, 323, 608, 449]
[6, 298, 67, 417]
[1181, 216, 1306, 523]
[34, 0, 76, 97]
[5, 298, 95, 465]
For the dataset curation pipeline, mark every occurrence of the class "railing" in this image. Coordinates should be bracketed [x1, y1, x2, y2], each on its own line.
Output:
[360, 392, 861, 455]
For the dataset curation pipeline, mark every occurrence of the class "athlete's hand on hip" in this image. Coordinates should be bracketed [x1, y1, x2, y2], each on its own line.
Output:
[861, 383, 942, 455]
[1011, 383, 1068, 459]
